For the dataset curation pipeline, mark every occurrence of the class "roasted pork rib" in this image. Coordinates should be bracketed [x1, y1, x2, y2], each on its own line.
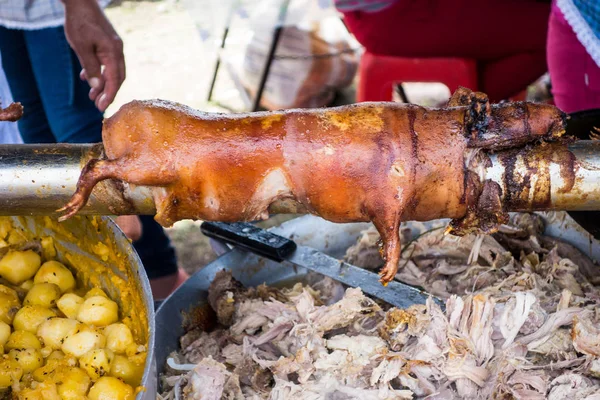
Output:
[58, 87, 567, 284]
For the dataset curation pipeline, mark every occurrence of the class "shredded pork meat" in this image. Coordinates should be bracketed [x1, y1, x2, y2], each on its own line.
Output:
[159, 212, 600, 400]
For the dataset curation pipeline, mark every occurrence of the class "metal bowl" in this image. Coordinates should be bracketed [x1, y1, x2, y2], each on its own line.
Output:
[5, 215, 155, 400]
[155, 211, 600, 393]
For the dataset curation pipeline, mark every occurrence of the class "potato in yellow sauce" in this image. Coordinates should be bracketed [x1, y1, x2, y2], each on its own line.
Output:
[0, 220, 144, 400]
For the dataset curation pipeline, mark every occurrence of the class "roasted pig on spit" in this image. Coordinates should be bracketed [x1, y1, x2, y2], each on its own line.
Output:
[56, 87, 568, 284]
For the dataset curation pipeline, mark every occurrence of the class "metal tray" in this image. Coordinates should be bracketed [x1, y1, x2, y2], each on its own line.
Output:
[155, 211, 600, 391]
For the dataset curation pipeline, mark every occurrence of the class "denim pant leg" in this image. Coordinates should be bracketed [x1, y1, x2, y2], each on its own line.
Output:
[0, 27, 55, 143]
[134, 216, 178, 280]
[23, 26, 103, 143]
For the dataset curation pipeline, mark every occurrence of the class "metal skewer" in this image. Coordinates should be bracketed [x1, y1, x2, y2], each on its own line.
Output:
[1, 141, 600, 217]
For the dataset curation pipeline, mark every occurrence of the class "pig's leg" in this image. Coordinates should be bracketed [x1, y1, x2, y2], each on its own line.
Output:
[368, 196, 406, 285]
[57, 157, 176, 221]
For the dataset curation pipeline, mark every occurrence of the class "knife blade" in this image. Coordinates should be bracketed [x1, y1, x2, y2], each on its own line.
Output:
[200, 221, 444, 310]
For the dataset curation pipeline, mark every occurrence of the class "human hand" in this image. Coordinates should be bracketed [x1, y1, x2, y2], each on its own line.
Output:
[62, 0, 125, 112]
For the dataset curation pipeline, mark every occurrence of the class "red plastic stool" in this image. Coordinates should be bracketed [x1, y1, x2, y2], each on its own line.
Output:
[357, 51, 479, 102]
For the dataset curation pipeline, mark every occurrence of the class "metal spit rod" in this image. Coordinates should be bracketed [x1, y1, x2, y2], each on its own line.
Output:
[0, 141, 599, 216]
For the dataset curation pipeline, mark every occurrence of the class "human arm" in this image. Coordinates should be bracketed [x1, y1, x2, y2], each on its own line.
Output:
[61, 0, 125, 112]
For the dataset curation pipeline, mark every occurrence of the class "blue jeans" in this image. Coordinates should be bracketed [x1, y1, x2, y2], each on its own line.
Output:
[0, 26, 178, 279]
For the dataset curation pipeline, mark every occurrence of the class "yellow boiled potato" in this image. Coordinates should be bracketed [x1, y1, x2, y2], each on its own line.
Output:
[20, 280, 34, 291]
[24, 283, 62, 308]
[0, 291, 20, 325]
[0, 284, 20, 325]
[9, 348, 44, 373]
[0, 321, 10, 347]
[47, 350, 65, 360]
[125, 343, 146, 363]
[80, 349, 114, 381]
[13, 305, 56, 333]
[34, 261, 75, 293]
[57, 367, 91, 400]
[104, 324, 134, 355]
[6, 330, 42, 350]
[61, 330, 105, 358]
[40, 346, 53, 358]
[17, 381, 61, 400]
[84, 288, 108, 299]
[41, 237, 57, 261]
[31, 355, 77, 382]
[109, 355, 144, 387]
[0, 218, 11, 239]
[77, 296, 118, 327]
[37, 318, 80, 350]
[0, 250, 41, 285]
[88, 377, 134, 400]
[0, 357, 22, 389]
[7, 229, 27, 245]
[56, 293, 84, 320]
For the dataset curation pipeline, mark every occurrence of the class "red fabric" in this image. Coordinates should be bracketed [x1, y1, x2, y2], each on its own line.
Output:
[342, 0, 551, 101]
[547, 1, 600, 113]
[357, 54, 479, 102]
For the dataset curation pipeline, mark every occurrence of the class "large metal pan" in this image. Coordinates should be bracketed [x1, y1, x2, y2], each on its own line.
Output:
[155, 211, 600, 392]
[4, 215, 156, 400]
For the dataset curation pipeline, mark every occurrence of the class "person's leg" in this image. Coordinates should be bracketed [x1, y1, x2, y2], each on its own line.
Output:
[135, 216, 183, 299]
[547, 3, 600, 113]
[0, 27, 55, 143]
[23, 26, 103, 143]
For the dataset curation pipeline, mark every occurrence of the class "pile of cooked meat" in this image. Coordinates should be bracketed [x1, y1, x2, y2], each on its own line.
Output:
[159, 212, 600, 400]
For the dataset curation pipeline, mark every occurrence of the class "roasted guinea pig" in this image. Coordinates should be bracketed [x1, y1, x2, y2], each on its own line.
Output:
[58, 87, 567, 284]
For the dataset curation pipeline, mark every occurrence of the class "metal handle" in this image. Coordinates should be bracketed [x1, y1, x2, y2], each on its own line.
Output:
[200, 221, 297, 262]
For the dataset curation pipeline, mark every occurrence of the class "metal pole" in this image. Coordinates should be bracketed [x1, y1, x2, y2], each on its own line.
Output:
[2, 141, 600, 218]
[206, 27, 230, 102]
[251, 0, 291, 111]
[206, 0, 241, 102]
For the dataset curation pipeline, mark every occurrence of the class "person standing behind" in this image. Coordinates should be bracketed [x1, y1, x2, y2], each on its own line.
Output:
[335, 0, 551, 103]
[547, 0, 600, 113]
[0, 0, 187, 299]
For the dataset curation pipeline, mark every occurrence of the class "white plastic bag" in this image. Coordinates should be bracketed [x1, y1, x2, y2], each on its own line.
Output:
[182, 0, 359, 110]
[240, 11, 360, 110]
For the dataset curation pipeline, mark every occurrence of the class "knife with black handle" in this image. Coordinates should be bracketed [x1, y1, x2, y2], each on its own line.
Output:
[200, 221, 445, 310]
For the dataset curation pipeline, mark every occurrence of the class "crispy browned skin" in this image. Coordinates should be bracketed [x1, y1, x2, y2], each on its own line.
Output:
[59, 88, 566, 284]
[0, 102, 23, 122]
